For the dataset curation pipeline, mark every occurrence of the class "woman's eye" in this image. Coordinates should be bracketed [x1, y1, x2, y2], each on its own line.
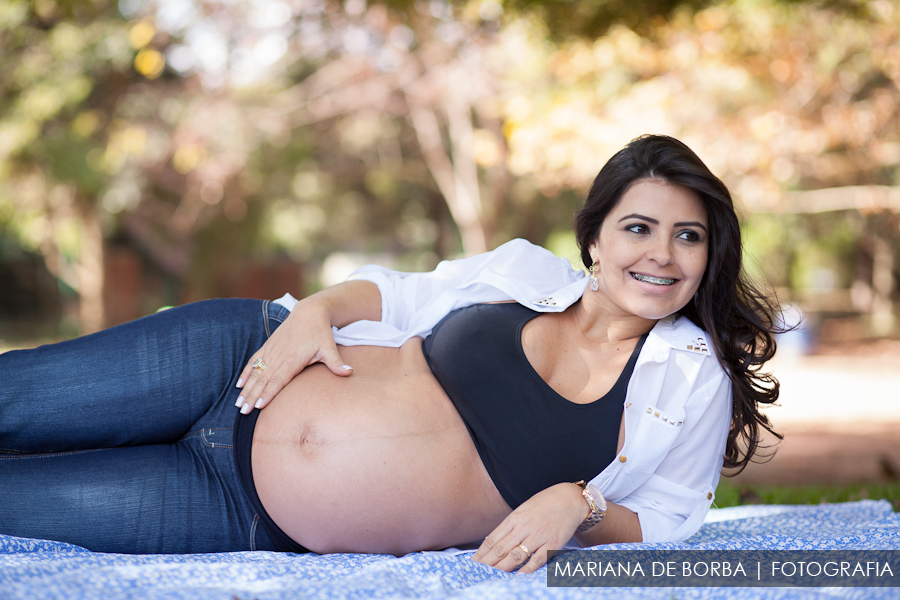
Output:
[677, 230, 701, 242]
[625, 224, 649, 235]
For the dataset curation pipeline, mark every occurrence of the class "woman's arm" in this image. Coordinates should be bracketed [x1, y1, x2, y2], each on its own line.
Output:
[576, 496, 642, 546]
[239, 238, 580, 410]
[613, 366, 732, 543]
[473, 352, 730, 573]
[334, 239, 586, 347]
[236, 280, 381, 413]
[471, 483, 641, 574]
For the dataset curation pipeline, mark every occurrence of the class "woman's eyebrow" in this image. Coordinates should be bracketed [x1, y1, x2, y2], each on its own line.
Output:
[618, 214, 709, 233]
[675, 221, 708, 233]
[618, 213, 658, 224]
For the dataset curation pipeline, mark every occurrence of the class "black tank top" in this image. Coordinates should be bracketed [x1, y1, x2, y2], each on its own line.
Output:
[422, 303, 647, 509]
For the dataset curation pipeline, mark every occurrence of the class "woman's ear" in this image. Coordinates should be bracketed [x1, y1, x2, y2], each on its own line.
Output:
[587, 239, 599, 265]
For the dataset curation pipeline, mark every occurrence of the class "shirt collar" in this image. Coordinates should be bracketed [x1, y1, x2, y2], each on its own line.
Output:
[645, 315, 713, 362]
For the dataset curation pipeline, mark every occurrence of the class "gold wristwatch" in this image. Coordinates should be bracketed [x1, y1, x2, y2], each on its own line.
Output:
[574, 480, 607, 532]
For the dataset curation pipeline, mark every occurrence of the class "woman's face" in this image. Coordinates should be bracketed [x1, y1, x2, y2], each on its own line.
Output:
[589, 179, 709, 321]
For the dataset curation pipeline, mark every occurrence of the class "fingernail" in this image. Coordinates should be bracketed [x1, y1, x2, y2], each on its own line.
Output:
[235, 396, 245, 408]
[236, 378, 243, 387]
[240, 403, 252, 415]
[342, 365, 352, 370]
[255, 398, 264, 409]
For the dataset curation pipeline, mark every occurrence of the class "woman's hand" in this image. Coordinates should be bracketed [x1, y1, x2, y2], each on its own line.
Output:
[235, 302, 352, 413]
[472, 482, 587, 575]
[235, 280, 381, 413]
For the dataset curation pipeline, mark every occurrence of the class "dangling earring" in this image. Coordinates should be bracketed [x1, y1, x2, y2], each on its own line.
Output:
[589, 262, 599, 292]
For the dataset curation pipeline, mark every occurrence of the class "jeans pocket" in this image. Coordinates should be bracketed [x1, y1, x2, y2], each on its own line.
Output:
[250, 514, 260, 551]
[262, 301, 291, 338]
[249, 513, 282, 552]
[200, 428, 233, 450]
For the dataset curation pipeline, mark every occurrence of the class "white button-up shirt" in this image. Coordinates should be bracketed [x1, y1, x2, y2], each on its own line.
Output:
[275, 238, 731, 544]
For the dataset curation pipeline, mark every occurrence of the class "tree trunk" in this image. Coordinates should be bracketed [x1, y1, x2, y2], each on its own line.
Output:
[871, 228, 895, 335]
[76, 206, 106, 334]
[406, 99, 489, 256]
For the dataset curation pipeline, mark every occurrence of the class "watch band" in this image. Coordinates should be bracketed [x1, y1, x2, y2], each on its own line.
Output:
[574, 480, 607, 532]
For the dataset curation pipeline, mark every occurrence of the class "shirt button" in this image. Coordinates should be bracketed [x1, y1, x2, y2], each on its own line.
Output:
[619, 456, 627, 463]
[707, 492, 713, 500]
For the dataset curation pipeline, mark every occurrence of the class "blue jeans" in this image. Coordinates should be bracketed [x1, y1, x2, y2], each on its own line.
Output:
[0, 299, 289, 554]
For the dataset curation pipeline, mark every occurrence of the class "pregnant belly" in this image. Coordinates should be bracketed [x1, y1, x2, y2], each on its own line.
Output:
[251, 340, 512, 555]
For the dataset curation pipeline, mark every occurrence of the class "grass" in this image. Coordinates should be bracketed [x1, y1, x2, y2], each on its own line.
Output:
[714, 479, 900, 512]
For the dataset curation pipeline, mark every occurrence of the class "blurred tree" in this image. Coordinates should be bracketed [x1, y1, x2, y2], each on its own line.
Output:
[495, 0, 900, 203]
[2, 0, 898, 337]
[0, 0, 277, 332]
[491, 0, 899, 331]
[0, 0, 132, 332]
[266, 1, 511, 256]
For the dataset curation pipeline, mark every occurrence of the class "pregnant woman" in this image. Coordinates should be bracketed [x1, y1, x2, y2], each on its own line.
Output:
[0, 135, 780, 574]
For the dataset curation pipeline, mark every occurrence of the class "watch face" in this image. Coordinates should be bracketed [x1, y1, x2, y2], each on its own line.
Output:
[587, 483, 607, 511]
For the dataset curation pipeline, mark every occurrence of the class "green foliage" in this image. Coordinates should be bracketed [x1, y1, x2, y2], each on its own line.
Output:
[0, 1, 129, 164]
[741, 214, 793, 287]
[544, 227, 583, 271]
[500, 0, 715, 39]
[380, 0, 896, 41]
[743, 210, 868, 303]
[0, 0, 132, 254]
[788, 213, 861, 292]
[715, 478, 900, 512]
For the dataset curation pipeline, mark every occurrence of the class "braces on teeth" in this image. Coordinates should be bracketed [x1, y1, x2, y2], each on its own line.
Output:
[632, 273, 675, 285]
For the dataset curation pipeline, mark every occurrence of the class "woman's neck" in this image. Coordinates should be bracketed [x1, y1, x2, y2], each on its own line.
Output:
[568, 295, 658, 345]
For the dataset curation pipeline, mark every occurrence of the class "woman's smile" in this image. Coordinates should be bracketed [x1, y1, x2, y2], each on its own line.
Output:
[630, 272, 676, 286]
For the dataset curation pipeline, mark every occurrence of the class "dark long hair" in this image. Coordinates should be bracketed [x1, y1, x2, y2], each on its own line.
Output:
[575, 134, 782, 473]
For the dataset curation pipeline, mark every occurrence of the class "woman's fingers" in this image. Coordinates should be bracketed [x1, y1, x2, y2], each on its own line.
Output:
[474, 531, 545, 574]
[471, 522, 512, 565]
[238, 348, 302, 413]
[515, 543, 549, 575]
[495, 539, 533, 571]
[235, 353, 274, 413]
[235, 359, 255, 390]
[317, 346, 353, 377]
[235, 343, 352, 413]
[472, 522, 534, 572]
[234, 322, 299, 412]
[239, 358, 285, 413]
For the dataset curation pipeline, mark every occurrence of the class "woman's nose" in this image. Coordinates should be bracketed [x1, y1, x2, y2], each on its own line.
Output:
[647, 237, 674, 265]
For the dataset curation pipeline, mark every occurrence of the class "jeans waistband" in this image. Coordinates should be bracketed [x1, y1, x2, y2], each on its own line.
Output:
[233, 408, 309, 553]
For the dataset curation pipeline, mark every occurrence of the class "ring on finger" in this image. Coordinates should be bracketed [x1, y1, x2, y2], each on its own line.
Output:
[252, 358, 267, 371]
[517, 544, 531, 558]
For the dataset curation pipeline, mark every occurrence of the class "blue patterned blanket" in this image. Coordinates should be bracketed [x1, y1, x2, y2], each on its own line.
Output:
[1, 500, 897, 599]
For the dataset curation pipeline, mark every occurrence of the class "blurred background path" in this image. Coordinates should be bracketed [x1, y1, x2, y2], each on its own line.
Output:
[732, 339, 900, 487]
